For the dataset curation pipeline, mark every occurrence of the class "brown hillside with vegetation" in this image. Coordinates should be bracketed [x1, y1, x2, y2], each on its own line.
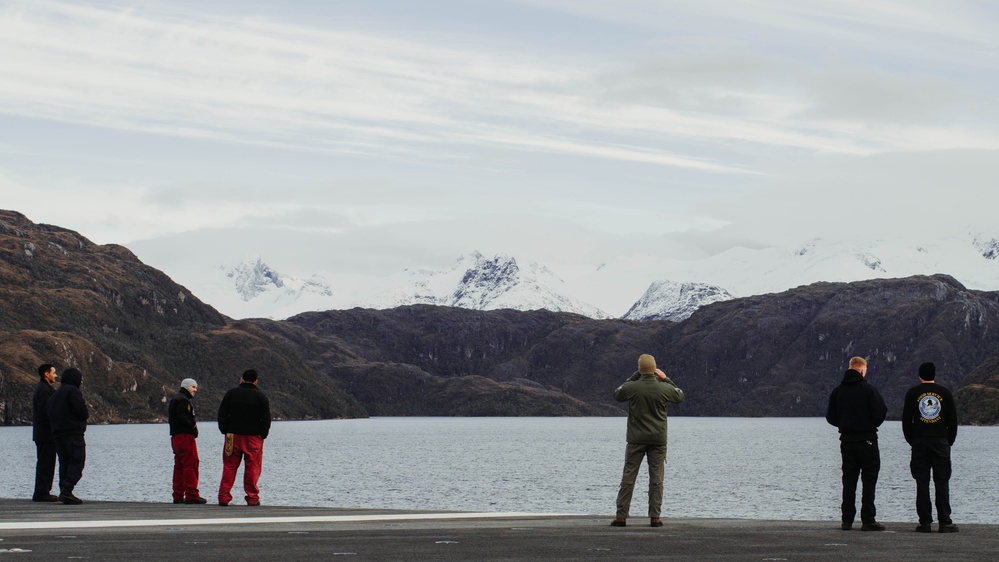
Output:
[0, 210, 365, 424]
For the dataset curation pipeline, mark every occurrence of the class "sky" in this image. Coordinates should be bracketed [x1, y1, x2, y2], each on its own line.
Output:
[2, 0, 999, 280]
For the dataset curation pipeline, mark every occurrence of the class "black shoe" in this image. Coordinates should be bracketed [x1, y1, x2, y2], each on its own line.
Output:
[58, 493, 82, 505]
[173, 499, 183, 504]
[915, 524, 932, 533]
[841, 522, 853, 531]
[650, 519, 663, 527]
[861, 522, 885, 531]
[33, 494, 59, 502]
[184, 497, 208, 504]
[247, 502, 261, 507]
[610, 518, 626, 527]
[939, 523, 959, 533]
[219, 501, 229, 506]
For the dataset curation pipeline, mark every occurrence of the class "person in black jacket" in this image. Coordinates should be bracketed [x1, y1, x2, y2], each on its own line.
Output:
[826, 356, 888, 531]
[47, 367, 89, 505]
[169, 378, 206, 504]
[217, 369, 271, 507]
[31, 363, 59, 502]
[902, 362, 959, 533]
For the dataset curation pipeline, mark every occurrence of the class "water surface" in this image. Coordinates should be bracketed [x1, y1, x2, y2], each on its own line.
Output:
[2, 417, 996, 523]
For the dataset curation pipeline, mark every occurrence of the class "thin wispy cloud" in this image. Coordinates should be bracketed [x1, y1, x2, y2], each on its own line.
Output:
[1, 0, 997, 265]
[3, 0, 995, 181]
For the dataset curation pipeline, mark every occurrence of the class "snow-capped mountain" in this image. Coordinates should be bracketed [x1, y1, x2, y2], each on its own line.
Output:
[205, 258, 337, 319]
[126, 228, 999, 322]
[368, 252, 610, 318]
[622, 281, 734, 322]
[224, 258, 332, 301]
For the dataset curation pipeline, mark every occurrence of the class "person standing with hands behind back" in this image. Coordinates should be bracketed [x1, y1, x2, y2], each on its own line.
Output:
[217, 369, 271, 507]
[902, 362, 959, 533]
[611, 354, 685, 528]
[826, 356, 888, 531]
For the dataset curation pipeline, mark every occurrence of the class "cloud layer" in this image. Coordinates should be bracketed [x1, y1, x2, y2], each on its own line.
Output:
[0, 0, 996, 263]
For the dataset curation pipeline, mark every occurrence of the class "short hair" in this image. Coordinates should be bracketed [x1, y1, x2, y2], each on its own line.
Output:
[848, 357, 867, 369]
[241, 369, 258, 383]
[38, 363, 55, 379]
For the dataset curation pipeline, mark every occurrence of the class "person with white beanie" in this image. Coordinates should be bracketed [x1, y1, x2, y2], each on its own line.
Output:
[169, 378, 205, 504]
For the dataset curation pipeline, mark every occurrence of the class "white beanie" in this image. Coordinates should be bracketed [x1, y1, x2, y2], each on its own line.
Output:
[180, 378, 198, 389]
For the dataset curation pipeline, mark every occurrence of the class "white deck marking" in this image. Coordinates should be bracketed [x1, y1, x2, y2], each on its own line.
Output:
[0, 512, 571, 531]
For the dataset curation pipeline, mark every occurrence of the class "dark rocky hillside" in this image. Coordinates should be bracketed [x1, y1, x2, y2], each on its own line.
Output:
[4, 209, 999, 424]
[265, 275, 999, 422]
[0, 210, 366, 425]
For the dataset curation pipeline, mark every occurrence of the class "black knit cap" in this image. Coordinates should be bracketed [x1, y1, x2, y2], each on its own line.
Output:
[62, 368, 84, 387]
[918, 362, 936, 381]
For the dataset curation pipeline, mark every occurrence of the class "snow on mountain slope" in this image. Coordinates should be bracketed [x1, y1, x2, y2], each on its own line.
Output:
[565, 232, 999, 316]
[622, 281, 734, 322]
[368, 252, 610, 318]
[175, 257, 340, 320]
[126, 229, 999, 321]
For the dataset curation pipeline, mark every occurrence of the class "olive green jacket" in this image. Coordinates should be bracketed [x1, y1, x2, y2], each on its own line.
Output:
[613, 371, 685, 445]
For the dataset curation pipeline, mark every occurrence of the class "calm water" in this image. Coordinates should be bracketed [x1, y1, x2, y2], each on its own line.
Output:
[2, 417, 997, 524]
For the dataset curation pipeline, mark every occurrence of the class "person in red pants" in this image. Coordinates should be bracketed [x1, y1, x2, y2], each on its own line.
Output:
[169, 378, 206, 504]
[217, 369, 271, 506]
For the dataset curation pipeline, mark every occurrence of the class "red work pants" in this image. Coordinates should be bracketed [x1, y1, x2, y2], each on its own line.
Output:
[218, 434, 264, 505]
[171, 433, 201, 501]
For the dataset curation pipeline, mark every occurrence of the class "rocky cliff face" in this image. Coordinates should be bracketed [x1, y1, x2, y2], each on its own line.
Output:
[0, 210, 365, 425]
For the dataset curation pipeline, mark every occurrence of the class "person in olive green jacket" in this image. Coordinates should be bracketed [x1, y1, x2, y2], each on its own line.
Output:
[611, 354, 685, 528]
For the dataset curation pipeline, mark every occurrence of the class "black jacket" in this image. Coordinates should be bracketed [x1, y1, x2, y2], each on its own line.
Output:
[47, 370, 89, 437]
[168, 387, 199, 438]
[902, 382, 958, 445]
[32, 380, 56, 442]
[826, 369, 887, 442]
[217, 382, 271, 439]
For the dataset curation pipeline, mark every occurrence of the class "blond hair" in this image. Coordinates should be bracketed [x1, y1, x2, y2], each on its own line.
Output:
[848, 356, 867, 369]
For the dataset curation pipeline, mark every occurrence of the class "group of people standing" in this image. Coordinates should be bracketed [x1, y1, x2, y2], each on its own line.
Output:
[826, 357, 959, 533]
[31, 366, 272, 507]
[610, 354, 960, 533]
[30, 353, 961, 531]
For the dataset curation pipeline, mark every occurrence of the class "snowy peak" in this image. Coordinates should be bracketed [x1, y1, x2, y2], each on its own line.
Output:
[622, 280, 734, 322]
[223, 258, 332, 303]
[225, 258, 284, 301]
[452, 253, 524, 308]
[972, 233, 999, 260]
[373, 252, 609, 318]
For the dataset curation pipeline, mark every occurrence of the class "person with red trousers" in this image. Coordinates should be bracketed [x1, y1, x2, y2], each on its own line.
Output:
[217, 369, 271, 506]
[169, 378, 206, 504]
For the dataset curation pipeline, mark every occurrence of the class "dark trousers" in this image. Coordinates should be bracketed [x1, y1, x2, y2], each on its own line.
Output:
[910, 439, 952, 525]
[33, 440, 57, 499]
[840, 439, 880, 524]
[54, 435, 86, 495]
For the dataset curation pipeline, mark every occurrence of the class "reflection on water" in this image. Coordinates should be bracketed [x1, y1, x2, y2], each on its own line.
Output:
[1, 417, 996, 523]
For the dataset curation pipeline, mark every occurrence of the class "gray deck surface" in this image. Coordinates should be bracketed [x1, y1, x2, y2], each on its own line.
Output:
[1, 498, 995, 560]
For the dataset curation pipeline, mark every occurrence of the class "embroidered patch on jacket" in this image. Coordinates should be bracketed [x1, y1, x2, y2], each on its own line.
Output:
[918, 393, 943, 423]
